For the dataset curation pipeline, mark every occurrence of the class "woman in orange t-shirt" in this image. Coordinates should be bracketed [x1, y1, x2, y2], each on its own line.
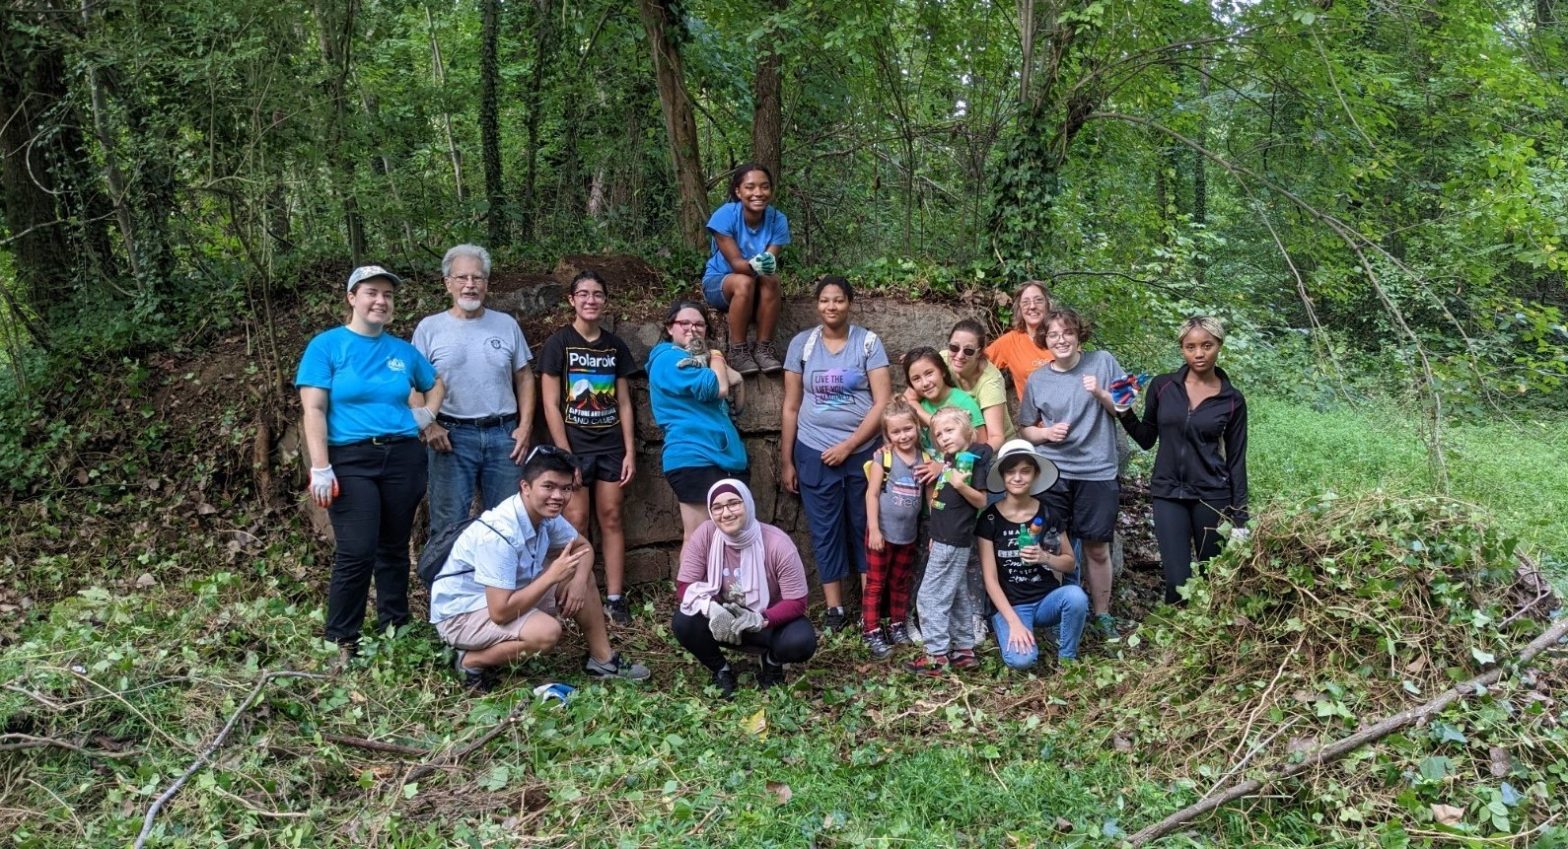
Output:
[985, 281, 1056, 399]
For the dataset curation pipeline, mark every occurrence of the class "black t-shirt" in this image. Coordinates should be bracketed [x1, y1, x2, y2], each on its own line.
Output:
[976, 499, 1075, 607]
[927, 442, 993, 546]
[537, 326, 638, 455]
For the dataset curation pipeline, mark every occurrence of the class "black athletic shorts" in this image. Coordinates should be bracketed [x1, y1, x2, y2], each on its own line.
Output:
[665, 465, 751, 504]
[1039, 477, 1120, 543]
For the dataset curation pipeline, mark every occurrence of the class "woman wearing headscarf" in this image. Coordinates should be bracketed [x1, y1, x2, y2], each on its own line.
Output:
[672, 480, 818, 698]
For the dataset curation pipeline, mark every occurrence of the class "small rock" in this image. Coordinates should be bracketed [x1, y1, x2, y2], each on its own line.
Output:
[135, 573, 157, 589]
[1489, 747, 1512, 778]
[1431, 803, 1464, 826]
[1055, 816, 1074, 833]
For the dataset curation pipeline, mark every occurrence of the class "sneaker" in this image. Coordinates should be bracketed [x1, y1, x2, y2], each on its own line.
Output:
[454, 650, 496, 694]
[758, 654, 786, 689]
[1094, 613, 1120, 641]
[887, 622, 913, 646]
[727, 342, 760, 376]
[605, 596, 631, 625]
[862, 629, 893, 659]
[752, 340, 784, 374]
[710, 665, 738, 699]
[906, 653, 950, 677]
[583, 651, 651, 681]
[949, 648, 980, 670]
[333, 641, 359, 674]
[822, 607, 847, 634]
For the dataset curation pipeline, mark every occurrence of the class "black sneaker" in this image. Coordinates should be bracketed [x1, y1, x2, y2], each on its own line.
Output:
[605, 596, 631, 625]
[710, 665, 738, 699]
[454, 650, 496, 694]
[862, 629, 893, 659]
[758, 654, 786, 689]
[822, 606, 847, 634]
[583, 651, 651, 681]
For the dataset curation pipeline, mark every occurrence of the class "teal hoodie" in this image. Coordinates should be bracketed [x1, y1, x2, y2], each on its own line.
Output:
[646, 341, 749, 473]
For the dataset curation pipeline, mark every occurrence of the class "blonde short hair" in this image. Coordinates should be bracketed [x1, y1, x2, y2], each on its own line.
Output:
[930, 406, 975, 439]
[1178, 315, 1226, 344]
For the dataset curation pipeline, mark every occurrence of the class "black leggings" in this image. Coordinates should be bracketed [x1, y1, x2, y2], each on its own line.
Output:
[672, 610, 818, 672]
[1151, 497, 1227, 604]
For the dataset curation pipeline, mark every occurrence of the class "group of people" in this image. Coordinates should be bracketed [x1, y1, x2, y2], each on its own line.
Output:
[294, 162, 1248, 697]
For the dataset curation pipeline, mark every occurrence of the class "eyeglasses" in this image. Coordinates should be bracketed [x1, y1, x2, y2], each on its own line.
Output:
[1045, 331, 1078, 342]
[1018, 297, 1047, 308]
[448, 274, 488, 284]
[946, 343, 979, 358]
[709, 498, 745, 516]
[671, 320, 707, 331]
[573, 290, 607, 301]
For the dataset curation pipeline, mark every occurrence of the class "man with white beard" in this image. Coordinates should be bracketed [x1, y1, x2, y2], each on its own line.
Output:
[413, 244, 537, 532]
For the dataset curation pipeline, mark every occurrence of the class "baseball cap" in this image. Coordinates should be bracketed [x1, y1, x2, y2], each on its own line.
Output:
[346, 265, 403, 292]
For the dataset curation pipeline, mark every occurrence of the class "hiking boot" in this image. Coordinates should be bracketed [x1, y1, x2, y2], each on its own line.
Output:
[758, 654, 786, 689]
[710, 665, 738, 699]
[605, 596, 631, 625]
[862, 629, 893, 660]
[332, 641, 359, 674]
[727, 342, 760, 376]
[822, 607, 848, 634]
[454, 650, 496, 694]
[1094, 613, 1120, 641]
[906, 653, 950, 677]
[583, 651, 651, 682]
[887, 622, 913, 646]
[949, 648, 980, 670]
[752, 340, 784, 374]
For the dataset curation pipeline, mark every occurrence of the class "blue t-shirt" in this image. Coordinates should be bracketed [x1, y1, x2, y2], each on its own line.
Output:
[295, 326, 438, 445]
[703, 201, 791, 280]
[645, 341, 749, 473]
[785, 325, 890, 454]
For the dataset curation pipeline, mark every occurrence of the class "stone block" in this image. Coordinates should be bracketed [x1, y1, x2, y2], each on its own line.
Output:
[621, 546, 678, 587]
[620, 446, 684, 548]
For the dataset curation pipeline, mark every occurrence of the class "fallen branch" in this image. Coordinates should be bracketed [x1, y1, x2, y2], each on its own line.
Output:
[1127, 614, 1568, 846]
[0, 733, 141, 759]
[322, 733, 431, 758]
[403, 698, 531, 786]
[133, 669, 328, 849]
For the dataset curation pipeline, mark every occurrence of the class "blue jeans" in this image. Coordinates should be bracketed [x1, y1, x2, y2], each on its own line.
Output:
[427, 419, 522, 533]
[794, 440, 876, 584]
[991, 586, 1089, 667]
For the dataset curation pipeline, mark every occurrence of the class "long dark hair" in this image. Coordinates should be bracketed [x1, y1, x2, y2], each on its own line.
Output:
[727, 163, 775, 202]
[901, 346, 957, 393]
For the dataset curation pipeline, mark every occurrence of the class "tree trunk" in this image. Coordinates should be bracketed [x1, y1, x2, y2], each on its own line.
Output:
[0, 11, 71, 326]
[425, 5, 465, 204]
[480, 0, 505, 246]
[78, 0, 141, 279]
[520, 0, 557, 241]
[637, 0, 708, 249]
[313, 0, 367, 263]
[749, 0, 787, 180]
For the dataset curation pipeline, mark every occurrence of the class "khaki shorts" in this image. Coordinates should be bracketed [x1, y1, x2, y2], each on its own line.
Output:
[437, 593, 558, 651]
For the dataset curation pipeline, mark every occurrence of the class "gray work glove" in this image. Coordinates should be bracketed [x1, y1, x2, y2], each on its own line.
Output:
[724, 603, 765, 637]
[706, 602, 741, 645]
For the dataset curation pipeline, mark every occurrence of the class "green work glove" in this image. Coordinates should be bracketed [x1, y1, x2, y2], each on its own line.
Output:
[725, 603, 765, 636]
[749, 252, 777, 276]
[706, 602, 741, 645]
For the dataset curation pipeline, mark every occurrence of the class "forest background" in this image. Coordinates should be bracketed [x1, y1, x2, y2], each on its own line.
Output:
[3, 0, 1568, 846]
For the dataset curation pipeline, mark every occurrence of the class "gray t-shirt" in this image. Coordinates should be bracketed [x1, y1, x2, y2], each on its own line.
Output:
[412, 309, 531, 420]
[785, 324, 890, 453]
[874, 447, 927, 546]
[1016, 349, 1124, 481]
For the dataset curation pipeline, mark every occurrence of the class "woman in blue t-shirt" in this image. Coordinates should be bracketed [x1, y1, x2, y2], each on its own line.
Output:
[296, 265, 439, 663]
[646, 301, 749, 542]
[702, 163, 790, 376]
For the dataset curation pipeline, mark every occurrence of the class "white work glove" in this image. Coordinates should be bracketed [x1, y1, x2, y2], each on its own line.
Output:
[309, 465, 339, 507]
[1228, 526, 1251, 545]
[706, 602, 740, 645]
[749, 252, 777, 275]
[412, 407, 435, 430]
[725, 604, 765, 636]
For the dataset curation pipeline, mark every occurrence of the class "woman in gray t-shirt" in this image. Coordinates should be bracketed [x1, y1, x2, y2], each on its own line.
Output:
[781, 276, 892, 631]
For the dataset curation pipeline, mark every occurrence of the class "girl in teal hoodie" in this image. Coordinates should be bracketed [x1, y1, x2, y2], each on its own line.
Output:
[647, 300, 751, 540]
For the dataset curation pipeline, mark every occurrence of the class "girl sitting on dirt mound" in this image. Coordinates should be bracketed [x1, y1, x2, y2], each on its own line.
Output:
[702, 163, 790, 375]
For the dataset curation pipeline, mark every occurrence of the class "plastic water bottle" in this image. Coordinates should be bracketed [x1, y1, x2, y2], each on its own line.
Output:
[1018, 517, 1045, 550]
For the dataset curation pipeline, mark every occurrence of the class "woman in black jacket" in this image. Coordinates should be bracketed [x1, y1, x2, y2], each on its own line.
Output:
[1118, 316, 1248, 603]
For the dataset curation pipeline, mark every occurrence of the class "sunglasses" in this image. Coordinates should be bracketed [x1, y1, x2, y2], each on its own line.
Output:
[946, 343, 979, 358]
[526, 444, 574, 463]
